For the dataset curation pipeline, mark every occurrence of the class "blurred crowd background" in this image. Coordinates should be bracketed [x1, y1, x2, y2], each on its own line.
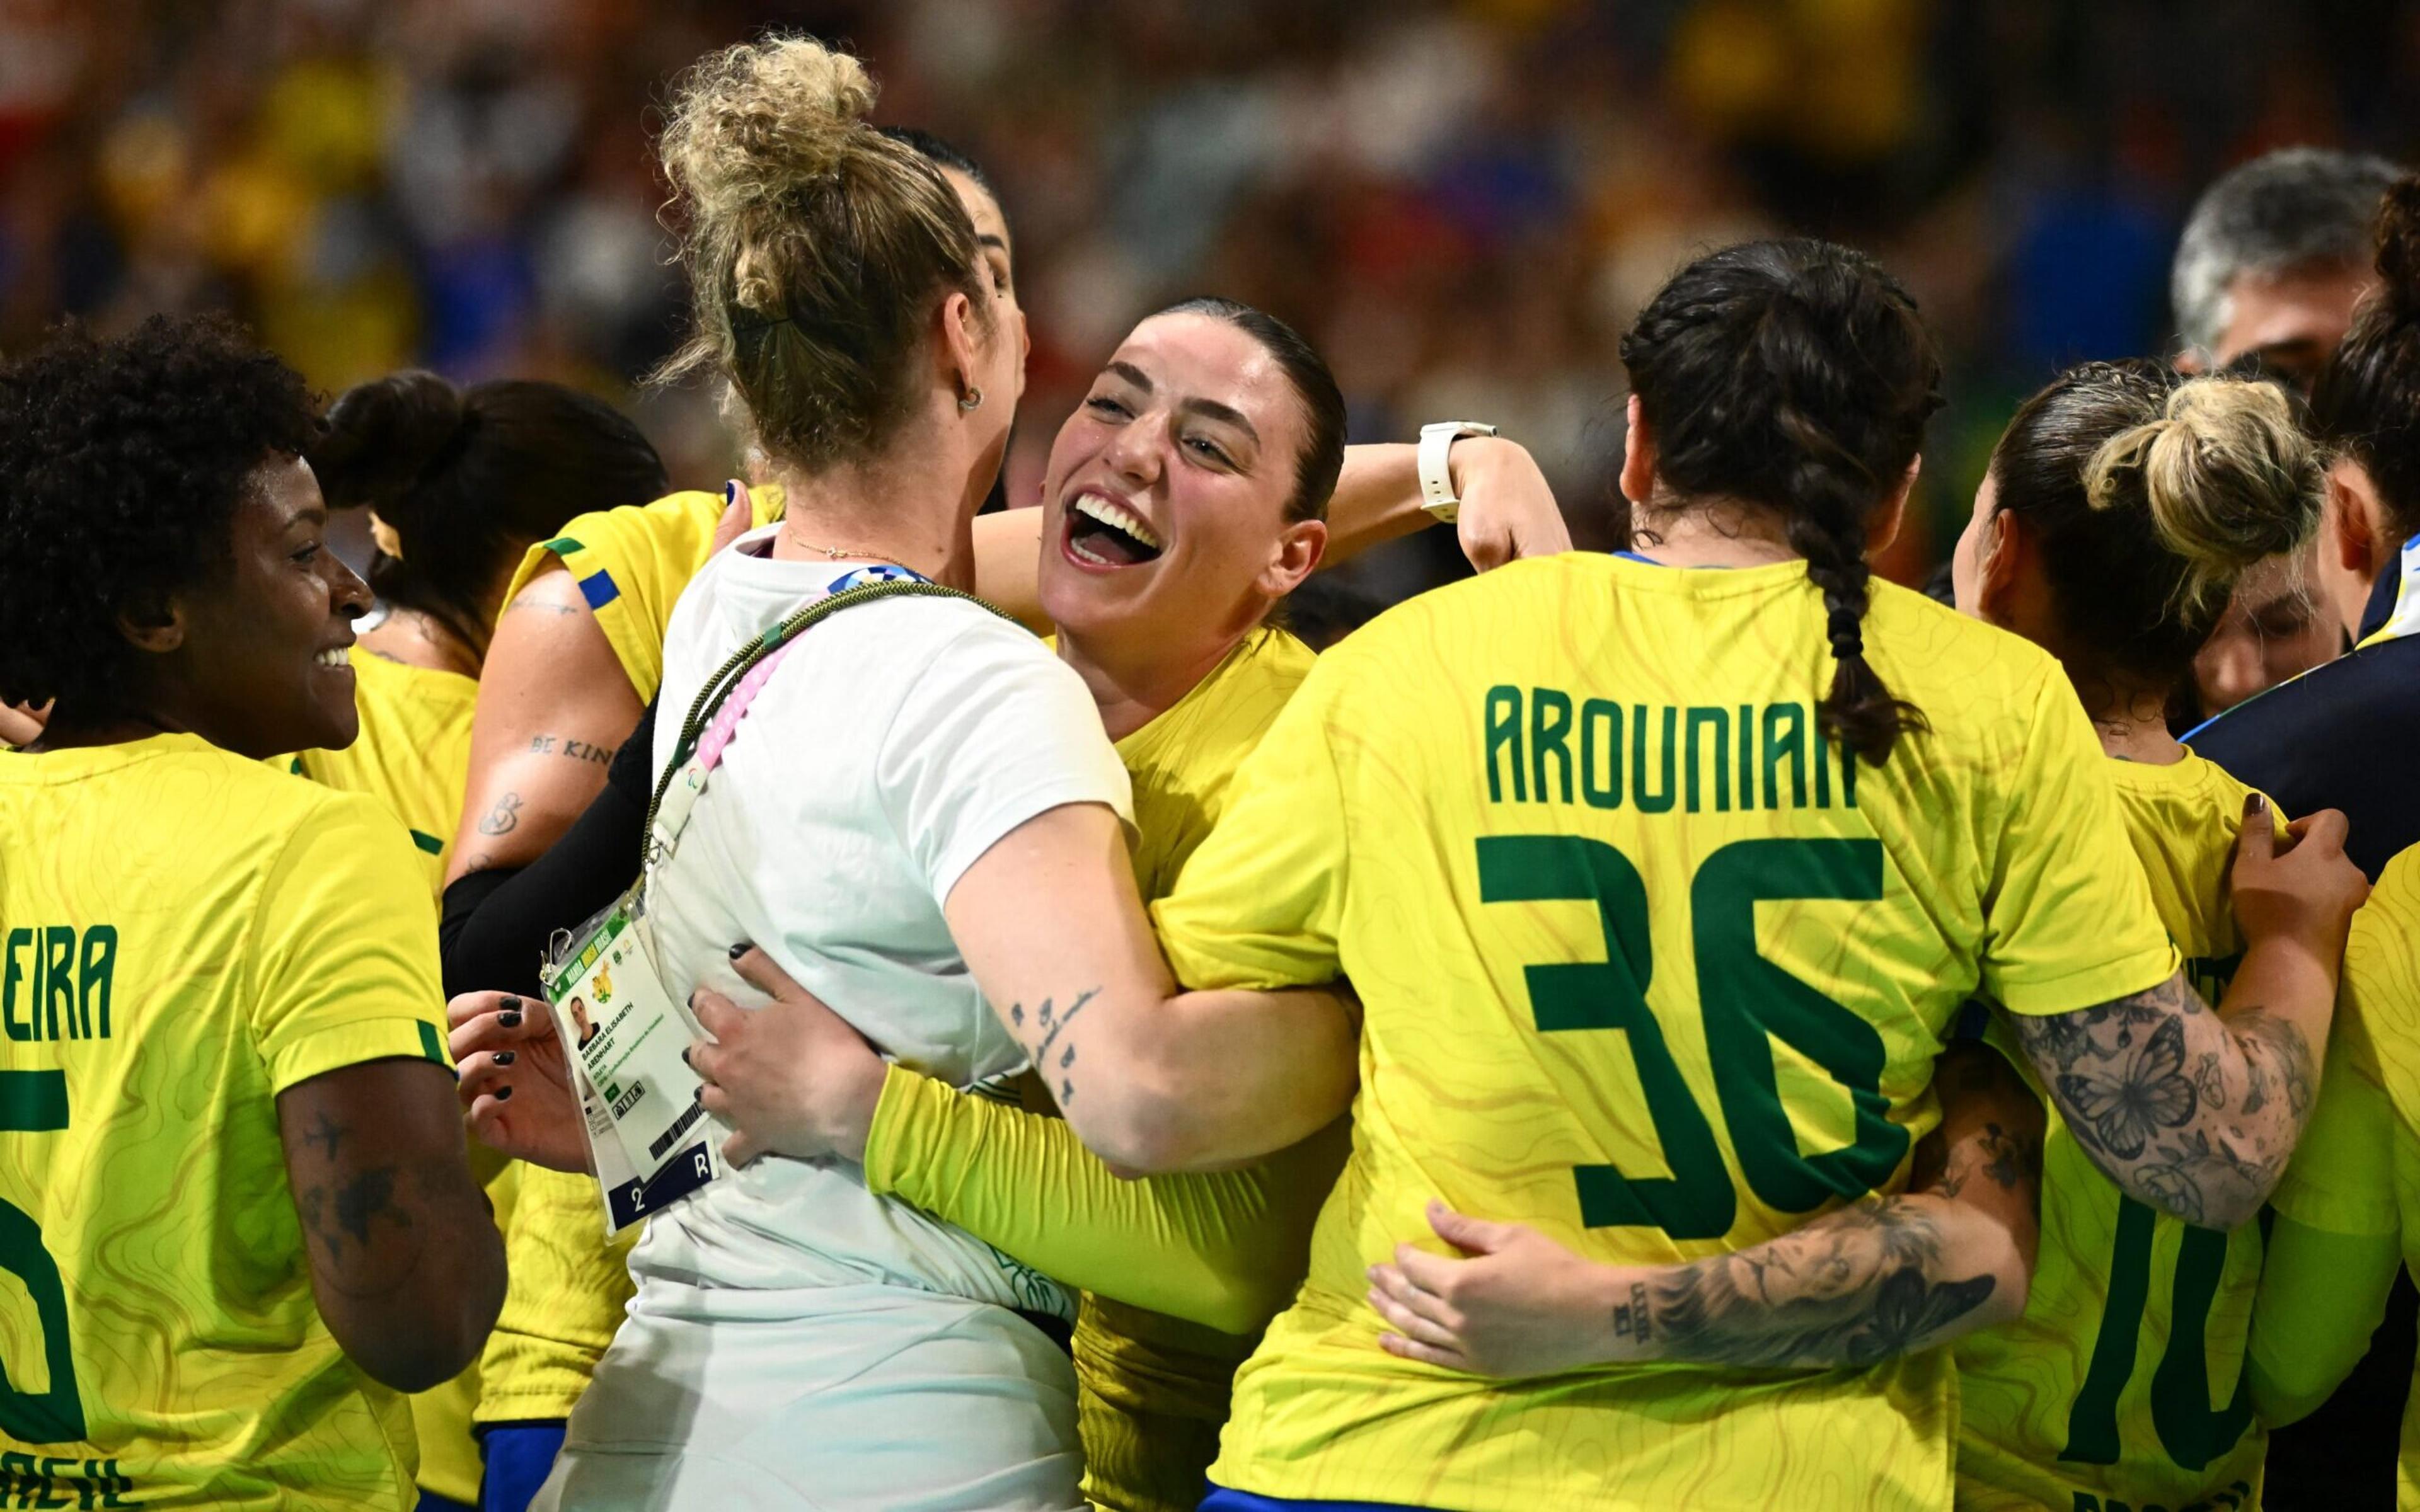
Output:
[4, 0, 2416, 609]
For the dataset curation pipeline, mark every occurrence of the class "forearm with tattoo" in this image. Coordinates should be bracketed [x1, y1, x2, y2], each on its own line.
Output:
[1006, 988, 1100, 1108]
[278, 1062, 506, 1391]
[1632, 1108, 2039, 1370]
[2008, 969, 2314, 1230]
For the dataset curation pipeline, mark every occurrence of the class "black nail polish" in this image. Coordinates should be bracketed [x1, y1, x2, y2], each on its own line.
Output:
[729, 942, 751, 960]
[681, 1046, 693, 1067]
[495, 1051, 516, 1067]
[500, 995, 520, 1012]
[498, 1010, 522, 1029]
[495, 1085, 514, 1102]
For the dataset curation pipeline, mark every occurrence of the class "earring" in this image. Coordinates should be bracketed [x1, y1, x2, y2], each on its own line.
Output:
[959, 386, 984, 412]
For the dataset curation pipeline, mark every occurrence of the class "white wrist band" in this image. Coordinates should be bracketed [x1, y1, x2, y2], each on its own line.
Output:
[1417, 421, 1499, 524]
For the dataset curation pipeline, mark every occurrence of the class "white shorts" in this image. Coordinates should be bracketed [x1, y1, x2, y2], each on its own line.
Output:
[533, 1276, 1084, 1511]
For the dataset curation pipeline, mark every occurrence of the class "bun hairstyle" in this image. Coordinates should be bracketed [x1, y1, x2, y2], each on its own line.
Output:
[1155, 295, 1346, 524]
[1990, 360, 2323, 689]
[310, 371, 668, 651]
[1618, 238, 1944, 764]
[654, 37, 992, 471]
[2312, 173, 2420, 546]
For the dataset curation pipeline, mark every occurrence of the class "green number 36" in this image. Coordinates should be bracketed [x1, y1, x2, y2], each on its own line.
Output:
[1477, 834, 1909, 1239]
[0, 1070, 86, 1441]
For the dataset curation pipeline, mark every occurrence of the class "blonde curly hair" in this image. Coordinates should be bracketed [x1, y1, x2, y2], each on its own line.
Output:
[654, 36, 990, 469]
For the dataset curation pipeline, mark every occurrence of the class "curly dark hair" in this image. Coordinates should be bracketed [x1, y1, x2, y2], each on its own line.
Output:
[0, 315, 321, 716]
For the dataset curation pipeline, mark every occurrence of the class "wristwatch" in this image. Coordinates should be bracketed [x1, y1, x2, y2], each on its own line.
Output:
[1417, 421, 1499, 524]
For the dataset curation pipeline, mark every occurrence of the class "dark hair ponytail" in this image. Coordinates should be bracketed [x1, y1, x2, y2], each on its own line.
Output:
[309, 372, 669, 652]
[1619, 239, 1943, 763]
[2312, 173, 2420, 545]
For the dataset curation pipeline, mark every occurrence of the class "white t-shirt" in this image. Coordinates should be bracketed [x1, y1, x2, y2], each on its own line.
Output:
[631, 528, 1131, 1314]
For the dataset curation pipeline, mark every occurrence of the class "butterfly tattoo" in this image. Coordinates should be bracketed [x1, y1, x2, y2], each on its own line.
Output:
[1843, 1268, 1998, 1366]
[2056, 1014, 2197, 1159]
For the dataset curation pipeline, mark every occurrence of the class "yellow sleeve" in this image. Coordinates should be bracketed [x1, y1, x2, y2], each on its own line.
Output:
[2247, 1214, 2400, 1428]
[500, 488, 783, 707]
[475, 1163, 638, 1423]
[863, 1067, 1345, 1336]
[1981, 669, 2180, 1016]
[2273, 931, 2406, 1239]
[1150, 660, 1352, 992]
[501, 525, 671, 707]
[246, 793, 451, 1092]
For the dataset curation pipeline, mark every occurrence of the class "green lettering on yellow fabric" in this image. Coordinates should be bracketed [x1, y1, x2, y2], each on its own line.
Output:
[1530, 688, 1574, 805]
[1484, 685, 1524, 803]
[1579, 699, 1622, 810]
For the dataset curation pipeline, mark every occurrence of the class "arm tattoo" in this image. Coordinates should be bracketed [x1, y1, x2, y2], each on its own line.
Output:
[302, 1113, 345, 1160]
[1978, 1122, 2039, 1192]
[504, 588, 579, 617]
[526, 735, 616, 766]
[2008, 971, 2314, 1228]
[476, 793, 524, 837]
[1009, 988, 1100, 1106]
[1612, 1280, 1651, 1343]
[296, 1166, 418, 1293]
[1642, 1200, 1996, 1368]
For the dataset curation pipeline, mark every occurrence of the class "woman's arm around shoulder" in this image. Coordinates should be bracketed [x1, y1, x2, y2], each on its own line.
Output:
[1364, 1039, 2044, 1375]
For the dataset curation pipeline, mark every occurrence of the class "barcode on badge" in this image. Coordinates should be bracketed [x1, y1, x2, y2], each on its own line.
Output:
[649, 1099, 710, 1161]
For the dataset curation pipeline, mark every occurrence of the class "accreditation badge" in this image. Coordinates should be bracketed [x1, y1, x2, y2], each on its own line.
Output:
[543, 895, 727, 1235]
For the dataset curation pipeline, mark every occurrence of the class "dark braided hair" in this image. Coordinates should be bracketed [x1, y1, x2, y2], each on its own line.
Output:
[1618, 239, 1944, 763]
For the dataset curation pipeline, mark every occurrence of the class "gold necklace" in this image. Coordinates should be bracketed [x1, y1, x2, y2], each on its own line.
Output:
[779, 523, 923, 574]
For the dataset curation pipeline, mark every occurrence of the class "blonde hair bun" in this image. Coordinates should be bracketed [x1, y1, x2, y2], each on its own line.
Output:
[2083, 375, 2324, 616]
[660, 37, 877, 218]
[652, 35, 988, 470]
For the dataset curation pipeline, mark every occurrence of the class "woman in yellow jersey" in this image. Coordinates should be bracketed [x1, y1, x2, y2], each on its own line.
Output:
[0, 315, 504, 1509]
[289, 372, 667, 1512]
[446, 118, 1568, 1511]
[1349, 361, 2332, 1511]
[2243, 183, 2420, 1504]
[293, 371, 668, 897]
[449, 38, 1366, 1509]
[1946, 364, 2327, 1512]
[1100, 239, 2355, 1511]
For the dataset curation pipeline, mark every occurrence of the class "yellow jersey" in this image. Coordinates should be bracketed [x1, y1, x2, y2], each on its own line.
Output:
[1080, 625, 1318, 1512]
[499, 483, 785, 704]
[1952, 753, 2273, 1511]
[291, 648, 478, 898]
[2268, 847, 2420, 1506]
[287, 646, 508, 1503]
[1152, 553, 2179, 1511]
[0, 734, 453, 1508]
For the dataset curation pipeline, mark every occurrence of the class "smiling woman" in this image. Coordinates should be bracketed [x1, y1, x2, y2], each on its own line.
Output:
[1043, 298, 1345, 742]
[0, 316, 503, 1509]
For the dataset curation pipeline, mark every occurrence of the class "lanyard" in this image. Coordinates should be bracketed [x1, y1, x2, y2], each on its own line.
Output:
[643, 572, 1015, 874]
